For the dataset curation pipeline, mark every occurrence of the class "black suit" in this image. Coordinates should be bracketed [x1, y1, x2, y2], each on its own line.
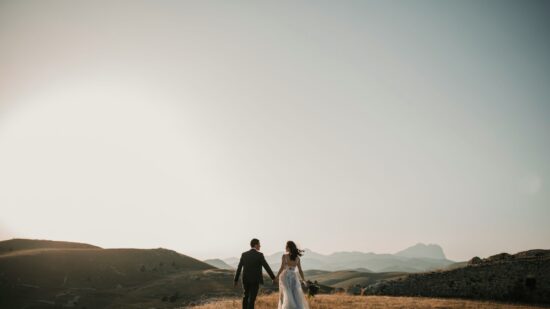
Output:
[234, 249, 275, 309]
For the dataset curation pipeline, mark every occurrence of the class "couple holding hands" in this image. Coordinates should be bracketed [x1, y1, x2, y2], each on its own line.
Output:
[234, 238, 309, 309]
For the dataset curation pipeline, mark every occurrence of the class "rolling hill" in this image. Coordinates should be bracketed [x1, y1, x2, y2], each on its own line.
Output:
[365, 249, 550, 304]
[0, 238, 100, 254]
[304, 269, 406, 289]
[204, 258, 234, 270]
[0, 239, 240, 309]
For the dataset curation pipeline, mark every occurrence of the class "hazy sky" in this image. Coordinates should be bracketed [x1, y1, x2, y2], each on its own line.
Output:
[0, 0, 549, 261]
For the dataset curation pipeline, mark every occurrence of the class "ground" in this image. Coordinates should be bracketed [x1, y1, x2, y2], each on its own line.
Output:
[188, 294, 548, 309]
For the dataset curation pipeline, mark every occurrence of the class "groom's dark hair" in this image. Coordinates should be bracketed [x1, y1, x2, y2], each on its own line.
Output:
[250, 238, 260, 247]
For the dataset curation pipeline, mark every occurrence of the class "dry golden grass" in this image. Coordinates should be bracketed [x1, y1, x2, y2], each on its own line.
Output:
[190, 294, 547, 309]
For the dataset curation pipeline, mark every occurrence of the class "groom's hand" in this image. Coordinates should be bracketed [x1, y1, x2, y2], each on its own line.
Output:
[233, 281, 239, 288]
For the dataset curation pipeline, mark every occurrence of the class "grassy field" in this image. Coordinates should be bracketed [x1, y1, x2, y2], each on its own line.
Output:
[303, 269, 406, 288]
[189, 294, 549, 309]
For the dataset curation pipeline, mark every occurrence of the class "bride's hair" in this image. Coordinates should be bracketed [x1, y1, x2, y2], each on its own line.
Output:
[286, 241, 304, 261]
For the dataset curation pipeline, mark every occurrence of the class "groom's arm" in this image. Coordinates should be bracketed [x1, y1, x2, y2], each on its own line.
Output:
[234, 254, 244, 285]
[260, 253, 276, 280]
[275, 255, 284, 280]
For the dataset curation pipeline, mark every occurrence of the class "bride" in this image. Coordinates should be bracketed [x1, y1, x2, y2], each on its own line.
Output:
[276, 241, 310, 309]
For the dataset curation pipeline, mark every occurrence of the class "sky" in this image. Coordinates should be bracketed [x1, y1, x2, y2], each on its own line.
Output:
[0, 0, 549, 262]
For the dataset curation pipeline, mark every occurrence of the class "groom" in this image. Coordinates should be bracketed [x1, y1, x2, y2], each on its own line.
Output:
[234, 238, 276, 309]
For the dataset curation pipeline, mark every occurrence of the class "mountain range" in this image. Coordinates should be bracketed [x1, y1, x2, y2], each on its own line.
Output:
[216, 243, 456, 273]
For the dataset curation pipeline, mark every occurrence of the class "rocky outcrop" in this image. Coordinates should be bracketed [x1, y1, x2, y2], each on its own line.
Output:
[468, 256, 482, 265]
[364, 249, 550, 304]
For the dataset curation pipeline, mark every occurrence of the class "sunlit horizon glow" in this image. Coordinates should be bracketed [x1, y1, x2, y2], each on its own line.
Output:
[1, 0, 549, 262]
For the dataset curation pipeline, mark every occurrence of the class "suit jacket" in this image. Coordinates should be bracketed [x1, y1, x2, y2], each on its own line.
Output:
[234, 249, 275, 284]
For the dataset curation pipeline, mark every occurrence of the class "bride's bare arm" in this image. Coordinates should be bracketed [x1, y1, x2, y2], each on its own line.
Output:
[276, 255, 285, 279]
[297, 257, 305, 282]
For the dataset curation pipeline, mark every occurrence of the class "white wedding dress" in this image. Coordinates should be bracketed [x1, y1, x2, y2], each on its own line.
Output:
[278, 254, 309, 309]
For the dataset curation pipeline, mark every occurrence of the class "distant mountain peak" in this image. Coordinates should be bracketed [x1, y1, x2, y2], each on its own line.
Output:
[395, 243, 446, 260]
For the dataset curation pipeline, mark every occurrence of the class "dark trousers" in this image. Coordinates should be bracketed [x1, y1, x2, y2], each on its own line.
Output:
[242, 282, 260, 309]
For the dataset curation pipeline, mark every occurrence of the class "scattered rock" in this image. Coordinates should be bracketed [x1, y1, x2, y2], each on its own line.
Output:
[468, 256, 482, 265]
